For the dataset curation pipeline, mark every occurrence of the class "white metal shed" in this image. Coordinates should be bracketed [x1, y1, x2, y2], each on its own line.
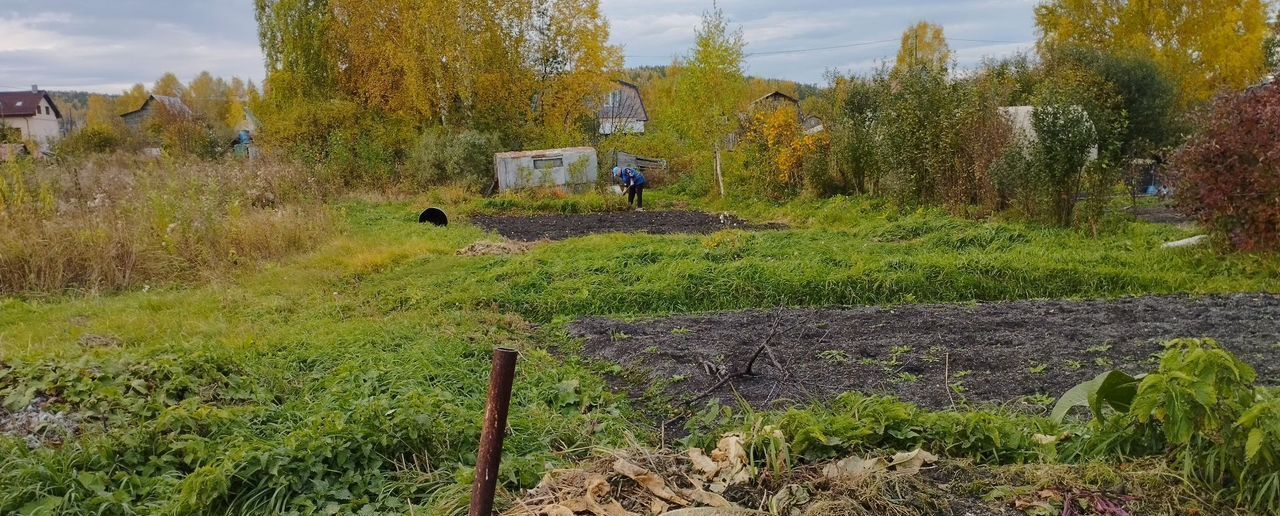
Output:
[493, 147, 598, 192]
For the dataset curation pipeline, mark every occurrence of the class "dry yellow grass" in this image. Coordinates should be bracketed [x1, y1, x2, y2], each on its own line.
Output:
[0, 155, 333, 296]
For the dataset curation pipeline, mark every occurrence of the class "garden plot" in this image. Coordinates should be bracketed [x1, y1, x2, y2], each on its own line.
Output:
[471, 211, 782, 241]
[571, 294, 1280, 413]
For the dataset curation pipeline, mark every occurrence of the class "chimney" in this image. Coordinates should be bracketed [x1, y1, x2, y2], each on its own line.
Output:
[31, 84, 38, 93]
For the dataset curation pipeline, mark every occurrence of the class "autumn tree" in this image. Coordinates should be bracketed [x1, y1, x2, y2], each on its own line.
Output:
[186, 71, 233, 133]
[1035, 0, 1273, 105]
[671, 6, 746, 195]
[226, 77, 249, 130]
[896, 21, 951, 72]
[1268, 11, 1280, 72]
[153, 72, 186, 98]
[85, 95, 118, 130]
[118, 84, 149, 114]
[528, 0, 623, 146]
[255, 0, 618, 141]
[1173, 78, 1280, 251]
[255, 0, 336, 100]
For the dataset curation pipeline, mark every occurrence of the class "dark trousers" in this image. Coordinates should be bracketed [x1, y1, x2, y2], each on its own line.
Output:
[627, 184, 644, 208]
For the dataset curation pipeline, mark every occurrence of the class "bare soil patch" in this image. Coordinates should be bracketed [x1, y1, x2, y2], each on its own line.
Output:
[1130, 205, 1193, 226]
[471, 211, 783, 241]
[570, 295, 1280, 413]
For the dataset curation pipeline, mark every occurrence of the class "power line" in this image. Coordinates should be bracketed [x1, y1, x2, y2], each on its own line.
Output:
[624, 36, 1030, 61]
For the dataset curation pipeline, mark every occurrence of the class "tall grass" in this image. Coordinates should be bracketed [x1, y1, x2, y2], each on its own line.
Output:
[462, 197, 1278, 319]
[0, 156, 333, 296]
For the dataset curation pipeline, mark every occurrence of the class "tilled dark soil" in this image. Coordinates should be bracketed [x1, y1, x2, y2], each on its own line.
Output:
[571, 295, 1280, 412]
[1130, 205, 1193, 226]
[471, 211, 782, 241]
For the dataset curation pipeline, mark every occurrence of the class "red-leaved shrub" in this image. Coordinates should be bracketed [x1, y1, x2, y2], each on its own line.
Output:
[1172, 78, 1280, 251]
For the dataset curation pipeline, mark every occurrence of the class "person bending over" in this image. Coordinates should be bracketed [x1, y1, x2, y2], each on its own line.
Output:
[613, 166, 647, 211]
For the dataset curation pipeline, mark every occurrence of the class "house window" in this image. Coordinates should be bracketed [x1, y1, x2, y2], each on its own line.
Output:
[606, 91, 621, 107]
[533, 157, 564, 170]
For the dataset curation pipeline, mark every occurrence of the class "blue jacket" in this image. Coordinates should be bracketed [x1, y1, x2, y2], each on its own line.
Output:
[620, 167, 646, 187]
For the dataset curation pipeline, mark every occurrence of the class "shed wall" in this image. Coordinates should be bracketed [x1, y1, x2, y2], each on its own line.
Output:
[495, 148, 598, 192]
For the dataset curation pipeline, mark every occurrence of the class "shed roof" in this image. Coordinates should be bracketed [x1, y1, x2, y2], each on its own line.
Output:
[0, 90, 62, 118]
[120, 95, 194, 119]
[752, 90, 799, 106]
[600, 80, 649, 121]
[495, 147, 596, 159]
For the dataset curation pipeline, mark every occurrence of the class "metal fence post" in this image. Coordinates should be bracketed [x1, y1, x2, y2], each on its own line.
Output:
[469, 348, 518, 516]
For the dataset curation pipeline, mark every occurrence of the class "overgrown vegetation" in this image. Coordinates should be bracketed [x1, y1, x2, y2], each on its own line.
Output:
[691, 339, 1280, 513]
[0, 156, 331, 296]
[1173, 78, 1280, 251]
[475, 196, 1276, 319]
[1, 194, 1277, 513]
[5, 0, 1280, 513]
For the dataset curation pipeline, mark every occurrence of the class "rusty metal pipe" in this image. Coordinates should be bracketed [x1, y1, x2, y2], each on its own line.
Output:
[469, 348, 518, 516]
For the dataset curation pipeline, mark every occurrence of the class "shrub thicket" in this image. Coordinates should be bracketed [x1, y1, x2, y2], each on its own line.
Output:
[815, 58, 1125, 226]
[408, 128, 504, 190]
[1172, 78, 1280, 251]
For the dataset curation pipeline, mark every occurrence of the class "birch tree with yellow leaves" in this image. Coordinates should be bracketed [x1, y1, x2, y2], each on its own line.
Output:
[1035, 0, 1274, 105]
[895, 21, 952, 72]
[255, 0, 618, 141]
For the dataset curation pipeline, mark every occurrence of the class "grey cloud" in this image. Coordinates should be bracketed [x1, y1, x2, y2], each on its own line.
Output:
[0, 0, 1038, 92]
[609, 0, 1038, 83]
[0, 0, 262, 93]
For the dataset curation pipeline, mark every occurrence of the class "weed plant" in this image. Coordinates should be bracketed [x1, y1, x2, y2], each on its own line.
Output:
[0, 156, 332, 296]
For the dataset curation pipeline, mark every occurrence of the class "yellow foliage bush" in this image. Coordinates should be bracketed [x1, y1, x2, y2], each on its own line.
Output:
[742, 106, 831, 198]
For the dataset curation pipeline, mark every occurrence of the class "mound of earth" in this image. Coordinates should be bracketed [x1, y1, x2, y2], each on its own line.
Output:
[570, 295, 1280, 413]
[471, 211, 783, 241]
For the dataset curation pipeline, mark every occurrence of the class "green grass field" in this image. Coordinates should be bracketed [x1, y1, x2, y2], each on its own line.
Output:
[2, 192, 1277, 513]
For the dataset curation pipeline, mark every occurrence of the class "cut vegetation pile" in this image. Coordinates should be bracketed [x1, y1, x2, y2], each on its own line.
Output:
[572, 295, 1280, 413]
[505, 442, 1211, 515]
[472, 211, 784, 241]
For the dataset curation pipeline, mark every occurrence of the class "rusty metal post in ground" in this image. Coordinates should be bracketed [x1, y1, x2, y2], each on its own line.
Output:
[469, 348, 518, 516]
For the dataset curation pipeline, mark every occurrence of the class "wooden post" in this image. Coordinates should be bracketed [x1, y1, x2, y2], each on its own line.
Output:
[469, 348, 518, 516]
[715, 143, 725, 198]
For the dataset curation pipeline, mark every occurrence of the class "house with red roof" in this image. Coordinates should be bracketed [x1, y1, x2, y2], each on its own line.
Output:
[0, 85, 63, 156]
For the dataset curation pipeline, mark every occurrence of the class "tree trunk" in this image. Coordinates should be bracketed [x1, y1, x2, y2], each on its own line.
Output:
[715, 144, 725, 198]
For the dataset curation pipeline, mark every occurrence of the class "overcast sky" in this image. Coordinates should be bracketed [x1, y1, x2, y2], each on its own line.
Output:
[0, 0, 1039, 94]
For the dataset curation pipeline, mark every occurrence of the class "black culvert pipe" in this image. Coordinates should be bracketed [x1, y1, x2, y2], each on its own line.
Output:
[469, 348, 518, 516]
[419, 207, 448, 226]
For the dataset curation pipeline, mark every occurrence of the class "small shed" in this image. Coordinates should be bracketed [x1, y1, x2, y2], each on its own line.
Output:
[752, 90, 800, 110]
[494, 147, 598, 193]
[998, 105, 1098, 161]
[120, 95, 194, 130]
